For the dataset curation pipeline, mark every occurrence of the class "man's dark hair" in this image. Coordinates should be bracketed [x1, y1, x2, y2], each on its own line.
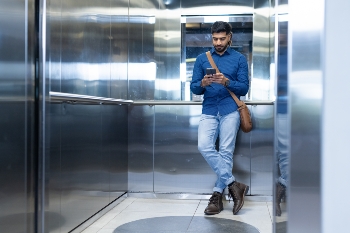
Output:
[211, 21, 232, 35]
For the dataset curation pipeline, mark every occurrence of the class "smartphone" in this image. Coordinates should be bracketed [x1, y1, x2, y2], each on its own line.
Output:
[206, 68, 216, 76]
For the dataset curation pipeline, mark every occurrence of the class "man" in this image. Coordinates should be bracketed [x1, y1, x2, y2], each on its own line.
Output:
[190, 21, 250, 215]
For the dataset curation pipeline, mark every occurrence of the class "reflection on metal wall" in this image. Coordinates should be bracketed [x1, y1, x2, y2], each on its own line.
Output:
[251, 105, 274, 195]
[252, 0, 273, 100]
[288, 0, 322, 232]
[273, 4, 289, 231]
[0, 0, 36, 232]
[128, 0, 157, 100]
[47, 103, 128, 232]
[128, 0, 181, 100]
[49, 0, 129, 99]
[128, 105, 155, 192]
[155, 1, 181, 100]
[46, 0, 129, 232]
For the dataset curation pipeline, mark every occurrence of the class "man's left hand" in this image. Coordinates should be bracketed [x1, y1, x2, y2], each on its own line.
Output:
[211, 73, 229, 86]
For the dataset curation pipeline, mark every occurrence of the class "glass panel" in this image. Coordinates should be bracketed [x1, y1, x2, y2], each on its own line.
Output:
[181, 16, 253, 101]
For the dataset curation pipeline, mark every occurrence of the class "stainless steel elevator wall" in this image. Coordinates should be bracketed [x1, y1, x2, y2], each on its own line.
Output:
[49, 0, 129, 98]
[47, 103, 128, 232]
[288, 0, 322, 232]
[0, 0, 36, 232]
[45, 0, 129, 232]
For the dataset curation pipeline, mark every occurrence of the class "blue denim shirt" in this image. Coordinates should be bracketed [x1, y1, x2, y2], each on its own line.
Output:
[190, 47, 249, 116]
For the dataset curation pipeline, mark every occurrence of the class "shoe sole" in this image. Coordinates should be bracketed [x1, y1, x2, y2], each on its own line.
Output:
[204, 210, 222, 215]
[233, 185, 249, 215]
[204, 206, 224, 215]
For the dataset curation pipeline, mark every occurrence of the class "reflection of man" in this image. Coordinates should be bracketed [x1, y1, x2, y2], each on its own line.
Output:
[276, 112, 288, 217]
[275, 30, 288, 217]
[190, 21, 249, 215]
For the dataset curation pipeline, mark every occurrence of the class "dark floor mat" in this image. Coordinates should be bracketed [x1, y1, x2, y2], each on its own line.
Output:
[113, 216, 260, 233]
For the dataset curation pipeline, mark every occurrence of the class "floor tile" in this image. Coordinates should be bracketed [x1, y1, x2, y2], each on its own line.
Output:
[121, 199, 200, 214]
[195, 200, 272, 233]
[102, 212, 193, 230]
[95, 229, 116, 233]
[81, 226, 101, 233]
[81, 198, 273, 233]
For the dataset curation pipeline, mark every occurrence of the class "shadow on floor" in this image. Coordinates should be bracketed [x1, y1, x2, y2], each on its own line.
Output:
[113, 216, 260, 233]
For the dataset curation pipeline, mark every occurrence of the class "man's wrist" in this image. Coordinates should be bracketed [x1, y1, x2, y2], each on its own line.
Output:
[224, 79, 230, 87]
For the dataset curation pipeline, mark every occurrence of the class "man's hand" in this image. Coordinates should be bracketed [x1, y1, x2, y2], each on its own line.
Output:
[200, 75, 214, 87]
[211, 73, 229, 86]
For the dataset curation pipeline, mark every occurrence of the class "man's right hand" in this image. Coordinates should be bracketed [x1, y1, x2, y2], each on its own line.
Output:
[201, 75, 213, 87]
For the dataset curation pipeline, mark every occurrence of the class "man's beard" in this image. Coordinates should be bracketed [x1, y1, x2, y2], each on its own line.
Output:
[214, 44, 229, 53]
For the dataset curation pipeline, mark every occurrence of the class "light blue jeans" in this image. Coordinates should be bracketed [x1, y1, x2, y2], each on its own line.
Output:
[198, 111, 240, 193]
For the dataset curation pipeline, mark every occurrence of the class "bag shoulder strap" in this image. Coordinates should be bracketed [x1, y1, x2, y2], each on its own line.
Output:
[206, 51, 220, 73]
[205, 51, 242, 106]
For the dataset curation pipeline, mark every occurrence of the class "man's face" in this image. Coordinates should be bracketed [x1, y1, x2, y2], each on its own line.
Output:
[212, 31, 231, 54]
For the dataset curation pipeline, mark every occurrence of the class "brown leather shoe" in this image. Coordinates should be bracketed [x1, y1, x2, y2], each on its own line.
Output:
[228, 181, 249, 215]
[276, 182, 286, 216]
[204, 192, 223, 215]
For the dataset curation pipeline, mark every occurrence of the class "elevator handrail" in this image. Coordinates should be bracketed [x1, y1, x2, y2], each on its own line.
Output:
[132, 100, 274, 105]
[50, 91, 134, 105]
[50, 92, 274, 105]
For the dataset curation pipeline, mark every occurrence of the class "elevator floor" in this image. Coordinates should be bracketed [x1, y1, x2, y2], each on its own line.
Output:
[82, 197, 273, 233]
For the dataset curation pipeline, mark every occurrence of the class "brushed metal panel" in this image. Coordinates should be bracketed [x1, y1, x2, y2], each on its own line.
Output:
[128, 0, 157, 100]
[250, 105, 274, 195]
[153, 105, 216, 193]
[59, 104, 109, 231]
[0, 103, 33, 233]
[0, 0, 36, 232]
[46, 103, 64, 233]
[102, 105, 128, 200]
[46, 1, 129, 231]
[47, 0, 62, 93]
[155, 1, 181, 100]
[288, 0, 322, 232]
[110, 5, 128, 100]
[46, 103, 128, 232]
[251, 0, 272, 100]
[128, 105, 155, 192]
[59, 0, 111, 97]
